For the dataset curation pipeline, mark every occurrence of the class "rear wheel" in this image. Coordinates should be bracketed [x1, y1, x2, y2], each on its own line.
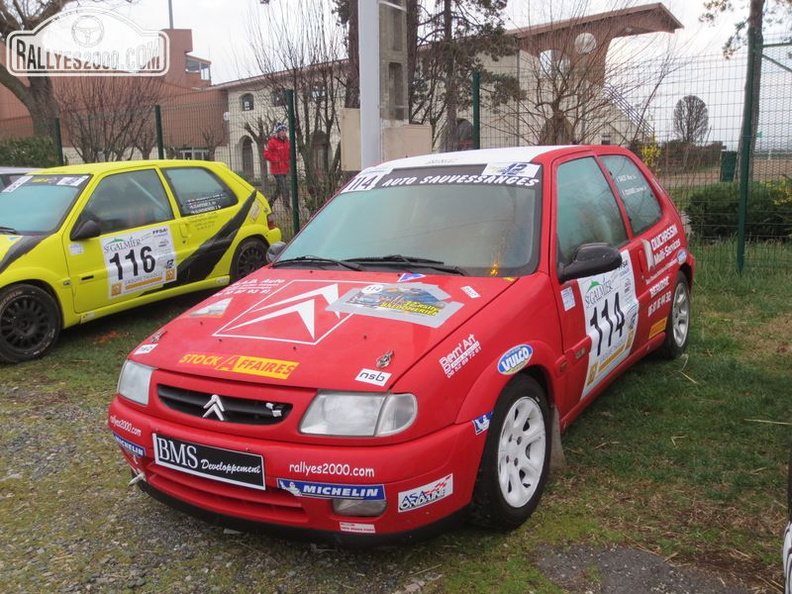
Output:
[470, 376, 550, 530]
[0, 284, 61, 363]
[231, 237, 268, 282]
[656, 272, 690, 359]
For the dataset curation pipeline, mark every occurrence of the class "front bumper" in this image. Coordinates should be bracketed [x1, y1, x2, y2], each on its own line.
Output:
[109, 397, 486, 542]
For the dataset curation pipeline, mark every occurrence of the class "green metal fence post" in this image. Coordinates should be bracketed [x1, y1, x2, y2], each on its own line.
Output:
[154, 105, 164, 159]
[736, 26, 760, 274]
[286, 89, 300, 234]
[472, 71, 481, 150]
[53, 117, 65, 166]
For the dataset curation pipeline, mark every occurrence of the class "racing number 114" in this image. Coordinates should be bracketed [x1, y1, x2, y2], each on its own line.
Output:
[589, 292, 626, 356]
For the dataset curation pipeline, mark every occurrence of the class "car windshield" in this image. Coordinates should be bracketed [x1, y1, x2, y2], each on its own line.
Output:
[279, 164, 542, 277]
[0, 174, 90, 234]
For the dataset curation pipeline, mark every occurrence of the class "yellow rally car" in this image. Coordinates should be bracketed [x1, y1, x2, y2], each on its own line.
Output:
[0, 160, 281, 363]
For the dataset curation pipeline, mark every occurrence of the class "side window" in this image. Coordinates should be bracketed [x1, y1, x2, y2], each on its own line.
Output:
[163, 167, 238, 216]
[556, 157, 628, 266]
[80, 170, 173, 234]
[601, 155, 663, 235]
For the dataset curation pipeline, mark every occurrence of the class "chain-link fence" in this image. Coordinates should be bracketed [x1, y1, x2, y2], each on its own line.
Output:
[475, 42, 791, 276]
[2, 43, 790, 270]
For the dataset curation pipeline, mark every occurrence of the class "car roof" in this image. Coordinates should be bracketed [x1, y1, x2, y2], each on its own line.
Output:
[38, 160, 228, 175]
[0, 166, 39, 174]
[373, 145, 591, 172]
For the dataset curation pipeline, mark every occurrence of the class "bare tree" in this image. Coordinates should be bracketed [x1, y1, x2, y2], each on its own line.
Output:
[245, 0, 347, 213]
[497, 0, 684, 148]
[673, 95, 709, 144]
[57, 76, 162, 162]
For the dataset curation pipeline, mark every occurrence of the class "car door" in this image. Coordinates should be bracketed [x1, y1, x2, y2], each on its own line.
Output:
[551, 154, 641, 412]
[598, 153, 685, 348]
[63, 168, 178, 314]
[159, 166, 244, 285]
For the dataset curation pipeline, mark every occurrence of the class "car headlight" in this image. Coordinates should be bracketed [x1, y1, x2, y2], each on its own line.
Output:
[300, 391, 417, 437]
[117, 360, 155, 405]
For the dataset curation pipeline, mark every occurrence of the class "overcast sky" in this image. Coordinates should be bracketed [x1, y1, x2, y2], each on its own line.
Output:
[113, 0, 752, 84]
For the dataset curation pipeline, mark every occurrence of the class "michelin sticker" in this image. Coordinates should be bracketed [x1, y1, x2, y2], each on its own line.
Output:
[277, 479, 385, 500]
[328, 282, 463, 328]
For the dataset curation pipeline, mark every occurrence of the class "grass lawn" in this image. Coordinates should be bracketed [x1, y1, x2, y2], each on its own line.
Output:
[0, 242, 789, 592]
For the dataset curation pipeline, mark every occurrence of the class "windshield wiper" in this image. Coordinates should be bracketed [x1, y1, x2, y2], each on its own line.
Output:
[271, 255, 362, 271]
[347, 254, 468, 275]
[0, 225, 19, 235]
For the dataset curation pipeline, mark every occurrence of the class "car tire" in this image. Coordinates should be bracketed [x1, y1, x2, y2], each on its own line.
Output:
[0, 284, 61, 363]
[470, 375, 551, 530]
[655, 272, 691, 359]
[231, 237, 268, 282]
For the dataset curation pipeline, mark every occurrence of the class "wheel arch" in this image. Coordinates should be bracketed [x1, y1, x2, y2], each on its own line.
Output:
[1, 279, 65, 329]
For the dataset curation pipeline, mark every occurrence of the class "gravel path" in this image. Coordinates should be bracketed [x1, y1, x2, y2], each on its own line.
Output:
[0, 385, 766, 593]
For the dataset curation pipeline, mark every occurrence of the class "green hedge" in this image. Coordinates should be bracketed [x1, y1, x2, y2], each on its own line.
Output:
[686, 181, 792, 240]
[0, 136, 59, 167]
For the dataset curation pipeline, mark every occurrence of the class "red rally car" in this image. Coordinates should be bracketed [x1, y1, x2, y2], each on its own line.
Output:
[108, 145, 694, 544]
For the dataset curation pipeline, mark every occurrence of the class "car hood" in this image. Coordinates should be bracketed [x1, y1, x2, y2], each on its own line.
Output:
[131, 268, 517, 390]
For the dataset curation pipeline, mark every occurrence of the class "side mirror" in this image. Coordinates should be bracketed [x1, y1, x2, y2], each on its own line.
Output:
[70, 219, 102, 241]
[266, 241, 287, 263]
[558, 243, 622, 284]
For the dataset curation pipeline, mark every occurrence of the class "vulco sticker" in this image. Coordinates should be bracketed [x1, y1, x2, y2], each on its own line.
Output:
[398, 474, 454, 512]
[355, 368, 392, 387]
[497, 344, 533, 375]
[277, 479, 385, 500]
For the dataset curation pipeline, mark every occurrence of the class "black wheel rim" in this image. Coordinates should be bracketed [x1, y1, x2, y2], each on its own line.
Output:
[0, 293, 51, 354]
[237, 244, 266, 278]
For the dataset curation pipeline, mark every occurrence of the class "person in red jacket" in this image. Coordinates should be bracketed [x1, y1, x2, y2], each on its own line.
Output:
[263, 122, 290, 209]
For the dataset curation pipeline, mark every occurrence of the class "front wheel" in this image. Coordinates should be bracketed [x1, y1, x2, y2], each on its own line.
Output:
[470, 375, 551, 530]
[655, 272, 691, 359]
[231, 237, 268, 282]
[0, 284, 61, 363]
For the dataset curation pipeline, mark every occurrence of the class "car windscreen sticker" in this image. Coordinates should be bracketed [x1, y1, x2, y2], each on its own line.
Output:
[328, 282, 463, 328]
[341, 169, 390, 193]
[481, 162, 540, 178]
[101, 226, 177, 298]
[277, 479, 385, 500]
[578, 250, 639, 399]
[1, 175, 31, 193]
[153, 434, 265, 491]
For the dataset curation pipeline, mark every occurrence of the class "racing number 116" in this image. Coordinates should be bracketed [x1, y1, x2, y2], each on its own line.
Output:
[109, 246, 156, 280]
[589, 292, 626, 356]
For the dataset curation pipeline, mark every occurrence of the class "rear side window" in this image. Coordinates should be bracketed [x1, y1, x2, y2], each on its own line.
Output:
[163, 167, 237, 216]
[600, 155, 662, 235]
[556, 157, 628, 266]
